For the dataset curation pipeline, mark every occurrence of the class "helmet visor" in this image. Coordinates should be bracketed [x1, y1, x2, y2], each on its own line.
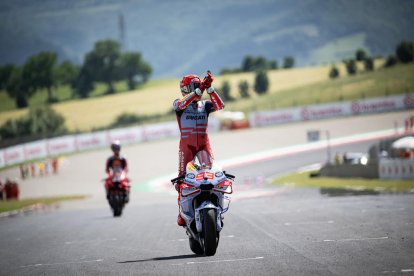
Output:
[181, 82, 200, 94]
[111, 144, 121, 151]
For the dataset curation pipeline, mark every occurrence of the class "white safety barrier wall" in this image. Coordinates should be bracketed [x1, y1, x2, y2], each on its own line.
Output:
[250, 94, 414, 127]
[0, 94, 412, 169]
[379, 159, 414, 179]
[75, 131, 108, 151]
[0, 117, 221, 168]
[24, 140, 48, 161]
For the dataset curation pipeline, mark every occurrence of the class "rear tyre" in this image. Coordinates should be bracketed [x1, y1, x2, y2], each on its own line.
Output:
[113, 207, 122, 217]
[189, 237, 204, 255]
[202, 208, 217, 256]
[112, 195, 123, 217]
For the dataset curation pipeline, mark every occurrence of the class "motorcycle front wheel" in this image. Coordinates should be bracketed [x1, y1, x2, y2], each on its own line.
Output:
[202, 208, 217, 256]
[189, 237, 204, 255]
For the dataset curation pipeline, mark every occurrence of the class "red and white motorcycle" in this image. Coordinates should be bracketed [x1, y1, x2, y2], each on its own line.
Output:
[105, 167, 130, 217]
[171, 150, 234, 256]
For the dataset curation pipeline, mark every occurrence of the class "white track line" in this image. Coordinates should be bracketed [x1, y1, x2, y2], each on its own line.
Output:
[221, 128, 402, 169]
[284, 220, 334, 226]
[322, 236, 389, 242]
[65, 238, 117, 244]
[382, 268, 414, 274]
[20, 259, 103, 268]
[143, 128, 403, 192]
[170, 256, 264, 266]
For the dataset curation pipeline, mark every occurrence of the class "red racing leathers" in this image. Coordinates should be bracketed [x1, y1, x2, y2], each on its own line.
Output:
[173, 88, 224, 176]
[105, 155, 129, 195]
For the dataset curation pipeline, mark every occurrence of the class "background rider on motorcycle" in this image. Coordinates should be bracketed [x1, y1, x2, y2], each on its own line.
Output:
[173, 71, 225, 226]
[105, 140, 129, 202]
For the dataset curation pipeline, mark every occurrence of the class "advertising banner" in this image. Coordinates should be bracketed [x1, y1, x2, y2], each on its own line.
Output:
[142, 122, 179, 141]
[250, 94, 414, 127]
[379, 158, 414, 180]
[4, 145, 25, 166]
[47, 135, 77, 156]
[108, 127, 144, 145]
[349, 95, 407, 115]
[249, 109, 298, 127]
[300, 102, 347, 121]
[75, 131, 108, 151]
[0, 150, 5, 168]
[24, 140, 48, 160]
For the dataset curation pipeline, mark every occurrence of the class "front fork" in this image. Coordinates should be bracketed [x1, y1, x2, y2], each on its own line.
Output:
[195, 201, 223, 233]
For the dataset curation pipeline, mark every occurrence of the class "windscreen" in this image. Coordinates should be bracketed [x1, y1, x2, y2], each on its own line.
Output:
[193, 150, 214, 170]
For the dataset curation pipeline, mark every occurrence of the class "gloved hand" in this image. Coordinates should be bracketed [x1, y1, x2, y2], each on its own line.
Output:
[194, 88, 203, 96]
[201, 70, 214, 90]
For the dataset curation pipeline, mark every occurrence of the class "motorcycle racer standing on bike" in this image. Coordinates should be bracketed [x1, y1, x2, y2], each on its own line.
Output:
[173, 71, 225, 226]
[105, 140, 130, 202]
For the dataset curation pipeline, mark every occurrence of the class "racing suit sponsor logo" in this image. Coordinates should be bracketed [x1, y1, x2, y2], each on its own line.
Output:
[186, 115, 206, 120]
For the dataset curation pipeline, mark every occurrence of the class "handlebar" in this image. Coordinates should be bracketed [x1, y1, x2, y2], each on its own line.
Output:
[171, 172, 235, 184]
[224, 172, 235, 180]
[170, 175, 185, 184]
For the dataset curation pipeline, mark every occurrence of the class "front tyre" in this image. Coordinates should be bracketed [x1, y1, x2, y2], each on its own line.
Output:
[189, 237, 204, 255]
[202, 208, 217, 256]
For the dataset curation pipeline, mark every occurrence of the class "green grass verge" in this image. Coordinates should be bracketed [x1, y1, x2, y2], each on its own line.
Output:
[0, 195, 87, 214]
[272, 171, 414, 193]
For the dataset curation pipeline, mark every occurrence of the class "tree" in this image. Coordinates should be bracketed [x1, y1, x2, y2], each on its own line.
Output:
[84, 39, 122, 94]
[55, 60, 79, 86]
[28, 105, 67, 136]
[138, 60, 152, 83]
[329, 66, 340, 79]
[343, 59, 357, 75]
[220, 67, 241, 75]
[241, 55, 255, 72]
[120, 52, 142, 90]
[24, 51, 57, 103]
[283, 56, 295, 69]
[355, 49, 367, 61]
[120, 52, 152, 90]
[238, 80, 250, 98]
[72, 65, 94, 98]
[254, 70, 269, 95]
[269, 60, 278, 70]
[0, 64, 15, 89]
[5, 67, 35, 108]
[220, 81, 234, 101]
[396, 41, 414, 63]
[384, 55, 398, 68]
[254, 56, 268, 71]
[364, 57, 374, 72]
[0, 105, 67, 141]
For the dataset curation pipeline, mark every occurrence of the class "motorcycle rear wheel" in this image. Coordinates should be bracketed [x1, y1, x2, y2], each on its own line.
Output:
[113, 207, 122, 217]
[202, 208, 217, 256]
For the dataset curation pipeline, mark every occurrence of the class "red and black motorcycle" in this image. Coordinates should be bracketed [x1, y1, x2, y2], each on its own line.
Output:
[105, 167, 130, 217]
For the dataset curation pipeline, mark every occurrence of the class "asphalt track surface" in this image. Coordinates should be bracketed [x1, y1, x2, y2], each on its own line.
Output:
[1, 111, 414, 275]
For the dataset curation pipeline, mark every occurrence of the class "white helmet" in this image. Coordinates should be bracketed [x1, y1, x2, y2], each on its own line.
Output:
[110, 140, 121, 151]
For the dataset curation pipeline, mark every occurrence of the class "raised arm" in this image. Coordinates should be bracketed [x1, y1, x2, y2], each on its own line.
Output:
[201, 71, 224, 111]
[173, 89, 203, 111]
[207, 87, 224, 111]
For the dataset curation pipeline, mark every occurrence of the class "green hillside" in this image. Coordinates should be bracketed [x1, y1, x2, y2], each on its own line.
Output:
[1, 62, 413, 132]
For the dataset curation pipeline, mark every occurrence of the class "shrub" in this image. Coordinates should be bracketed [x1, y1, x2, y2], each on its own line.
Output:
[329, 66, 340, 79]
[254, 70, 269, 95]
[238, 80, 250, 98]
